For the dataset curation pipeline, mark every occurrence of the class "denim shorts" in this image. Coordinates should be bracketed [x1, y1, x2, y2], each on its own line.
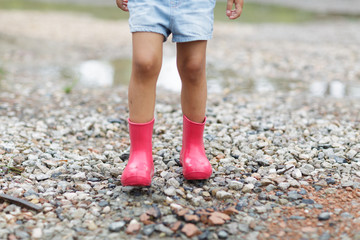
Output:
[128, 0, 216, 42]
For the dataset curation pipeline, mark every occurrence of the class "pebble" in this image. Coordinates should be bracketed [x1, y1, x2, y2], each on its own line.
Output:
[143, 224, 155, 236]
[36, 174, 50, 181]
[98, 200, 109, 207]
[126, 219, 141, 234]
[217, 230, 229, 239]
[32, 228, 42, 239]
[109, 221, 126, 232]
[72, 172, 87, 181]
[154, 224, 173, 236]
[242, 184, 254, 193]
[228, 181, 243, 190]
[164, 186, 176, 196]
[318, 212, 331, 221]
[216, 190, 232, 199]
[63, 192, 77, 200]
[291, 169, 302, 179]
[300, 164, 315, 176]
[278, 182, 290, 191]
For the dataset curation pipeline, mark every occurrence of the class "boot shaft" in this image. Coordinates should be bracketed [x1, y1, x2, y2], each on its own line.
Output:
[128, 118, 154, 152]
[182, 115, 206, 147]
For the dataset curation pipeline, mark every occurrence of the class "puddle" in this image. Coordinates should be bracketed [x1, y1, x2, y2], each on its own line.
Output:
[67, 57, 224, 93]
[60, 58, 360, 98]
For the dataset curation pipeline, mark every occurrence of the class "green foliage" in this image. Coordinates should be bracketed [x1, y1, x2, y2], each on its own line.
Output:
[0, 0, 129, 20]
[0, 0, 332, 23]
[61, 68, 79, 94]
[214, 2, 318, 23]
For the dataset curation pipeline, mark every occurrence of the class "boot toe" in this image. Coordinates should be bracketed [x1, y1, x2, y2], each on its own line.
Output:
[121, 175, 151, 186]
[183, 171, 212, 180]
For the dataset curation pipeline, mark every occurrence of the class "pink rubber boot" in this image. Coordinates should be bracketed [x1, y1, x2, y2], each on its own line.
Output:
[121, 118, 154, 186]
[180, 115, 212, 180]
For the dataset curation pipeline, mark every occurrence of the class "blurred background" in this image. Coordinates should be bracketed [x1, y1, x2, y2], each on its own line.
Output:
[0, 0, 359, 97]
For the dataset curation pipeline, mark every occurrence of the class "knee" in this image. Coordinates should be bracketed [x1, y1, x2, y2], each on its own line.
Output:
[133, 55, 162, 77]
[178, 58, 205, 82]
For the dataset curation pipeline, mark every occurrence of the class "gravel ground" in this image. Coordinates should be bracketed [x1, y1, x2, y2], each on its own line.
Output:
[1, 10, 360, 240]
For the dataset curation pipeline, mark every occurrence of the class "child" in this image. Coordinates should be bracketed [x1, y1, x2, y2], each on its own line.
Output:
[116, 0, 243, 186]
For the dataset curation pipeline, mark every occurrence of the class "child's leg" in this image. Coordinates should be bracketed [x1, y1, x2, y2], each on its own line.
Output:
[176, 40, 208, 123]
[177, 40, 212, 180]
[128, 32, 164, 123]
[121, 32, 163, 186]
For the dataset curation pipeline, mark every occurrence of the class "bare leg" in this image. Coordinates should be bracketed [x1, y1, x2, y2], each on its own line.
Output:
[128, 32, 164, 123]
[176, 41, 207, 123]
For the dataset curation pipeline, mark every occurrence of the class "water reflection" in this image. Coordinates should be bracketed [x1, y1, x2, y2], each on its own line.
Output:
[69, 58, 360, 98]
[310, 80, 360, 98]
[78, 60, 113, 87]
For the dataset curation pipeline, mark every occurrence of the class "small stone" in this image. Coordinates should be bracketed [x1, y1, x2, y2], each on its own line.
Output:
[245, 177, 258, 184]
[242, 183, 254, 193]
[154, 224, 173, 236]
[72, 172, 86, 181]
[143, 224, 155, 236]
[341, 180, 354, 188]
[146, 206, 161, 219]
[63, 192, 77, 200]
[86, 220, 98, 230]
[278, 182, 290, 191]
[228, 181, 243, 190]
[265, 184, 276, 192]
[318, 212, 331, 221]
[289, 216, 306, 220]
[319, 231, 331, 240]
[218, 230, 229, 239]
[238, 223, 249, 233]
[36, 174, 50, 181]
[164, 186, 176, 196]
[98, 200, 109, 207]
[15, 231, 30, 239]
[340, 212, 353, 219]
[209, 211, 231, 225]
[108, 221, 126, 232]
[287, 191, 303, 201]
[216, 190, 232, 199]
[32, 228, 42, 239]
[227, 222, 238, 235]
[325, 178, 336, 185]
[140, 213, 153, 225]
[163, 215, 177, 225]
[181, 223, 201, 238]
[275, 191, 284, 196]
[300, 164, 314, 176]
[73, 208, 86, 219]
[254, 206, 267, 214]
[291, 169, 302, 179]
[222, 206, 239, 216]
[301, 226, 316, 232]
[302, 199, 315, 204]
[167, 178, 180, 188]
[170, 203, 183, 212]
[314, 204, 323, 209]
[170, 221, 182, 232]
[126, 219, 141, 234]
[184, 214, 200, 223]
[298, 188, 307, 195]
[346, 149, 358, 159]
